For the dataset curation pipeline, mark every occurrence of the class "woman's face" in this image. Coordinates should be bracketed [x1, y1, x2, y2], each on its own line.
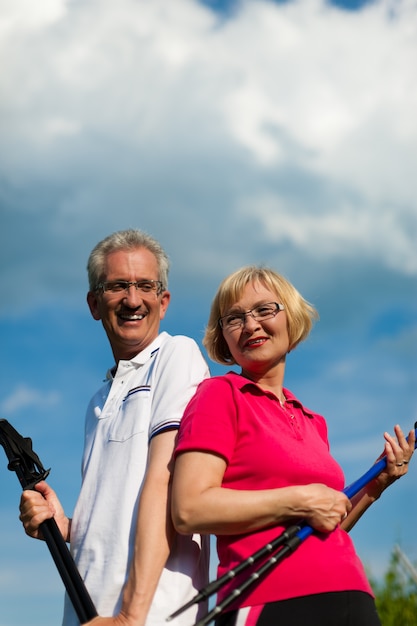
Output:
[221, 280, 290, 377]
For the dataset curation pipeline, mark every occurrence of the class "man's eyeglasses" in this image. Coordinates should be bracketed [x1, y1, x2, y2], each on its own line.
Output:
[96, 280, 164, 296]
[219, 302, 285, 330]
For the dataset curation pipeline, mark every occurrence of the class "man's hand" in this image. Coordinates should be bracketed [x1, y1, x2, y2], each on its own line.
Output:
[84, 616, 132, 626]
[19, 481, 70, 542]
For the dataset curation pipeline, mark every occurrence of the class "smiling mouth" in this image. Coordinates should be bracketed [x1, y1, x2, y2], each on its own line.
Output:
[119, 312, 147, 321]
[244, 337, 266, 348]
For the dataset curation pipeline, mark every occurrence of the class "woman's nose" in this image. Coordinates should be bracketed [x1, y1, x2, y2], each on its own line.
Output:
[242, 313, 260, 330]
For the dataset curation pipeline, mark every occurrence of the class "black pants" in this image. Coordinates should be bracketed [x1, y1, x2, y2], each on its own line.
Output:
[215, 591, 381, 626]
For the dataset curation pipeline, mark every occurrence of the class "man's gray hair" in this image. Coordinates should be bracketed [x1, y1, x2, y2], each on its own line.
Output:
[87, 229, 170, 291]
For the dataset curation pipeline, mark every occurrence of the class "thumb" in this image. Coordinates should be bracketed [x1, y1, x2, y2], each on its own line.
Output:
[33, 480, 54, 500]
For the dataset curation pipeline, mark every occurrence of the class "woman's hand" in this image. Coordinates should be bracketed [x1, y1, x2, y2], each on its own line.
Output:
[366, 424, 415, 500]
[19, 481, 70, 542]
[297, 483, 352, 533]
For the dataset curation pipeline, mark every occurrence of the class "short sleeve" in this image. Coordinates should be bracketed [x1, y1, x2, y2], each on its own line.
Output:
[148, 335, 210, 439]
[175, 376, 239, 463]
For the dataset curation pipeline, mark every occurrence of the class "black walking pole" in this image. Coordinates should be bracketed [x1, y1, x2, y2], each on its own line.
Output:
[166, 523, 303, 622]
[0, 419, 98, 624]
[168, 423, 417, 625]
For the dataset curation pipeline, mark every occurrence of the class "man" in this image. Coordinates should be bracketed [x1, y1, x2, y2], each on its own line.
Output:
[19, 229, 210, 625]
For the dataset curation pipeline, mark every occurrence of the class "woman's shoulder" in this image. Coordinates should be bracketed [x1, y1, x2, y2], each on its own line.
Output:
[199, 371, 241, 389]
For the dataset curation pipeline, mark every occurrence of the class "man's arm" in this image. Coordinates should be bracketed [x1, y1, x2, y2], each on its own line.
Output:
[88, 429, 177, 626]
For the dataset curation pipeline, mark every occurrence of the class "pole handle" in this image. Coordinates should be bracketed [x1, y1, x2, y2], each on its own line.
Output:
[0, 419, 98, 623]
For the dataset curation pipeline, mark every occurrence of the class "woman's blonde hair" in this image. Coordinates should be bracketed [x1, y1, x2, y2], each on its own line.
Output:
[203, 266, 319, 365]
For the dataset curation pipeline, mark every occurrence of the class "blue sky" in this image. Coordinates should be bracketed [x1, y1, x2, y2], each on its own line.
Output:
[0, 0, 416, 624]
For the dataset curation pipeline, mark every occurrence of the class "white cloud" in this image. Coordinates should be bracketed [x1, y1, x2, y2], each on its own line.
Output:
[238, 191, 417, 273]
[1, 385, 60, 414]
[4, 19, 407, 370]
[0, 0, 416, 299]
[0, 0, 66, 35]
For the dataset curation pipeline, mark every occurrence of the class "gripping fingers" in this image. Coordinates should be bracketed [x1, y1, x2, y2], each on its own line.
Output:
[306, 486, 351, 532]
[19, 490, 54, 538]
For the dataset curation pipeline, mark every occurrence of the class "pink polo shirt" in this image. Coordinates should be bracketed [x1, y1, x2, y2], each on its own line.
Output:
[175, 372, 373, 608]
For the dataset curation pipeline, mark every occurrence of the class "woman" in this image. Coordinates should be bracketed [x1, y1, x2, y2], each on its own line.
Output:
[171, 266, 415, 626]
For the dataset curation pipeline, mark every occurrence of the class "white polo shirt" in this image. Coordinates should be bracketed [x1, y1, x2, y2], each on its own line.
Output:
[63, 332, 210, 625]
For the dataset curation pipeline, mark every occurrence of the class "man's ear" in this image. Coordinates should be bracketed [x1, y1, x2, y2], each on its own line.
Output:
[159, 290, 171, 320]
[87, 291, 101, 321]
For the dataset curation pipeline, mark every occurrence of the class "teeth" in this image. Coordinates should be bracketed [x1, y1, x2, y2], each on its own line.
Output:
[121, 314, 145, 321]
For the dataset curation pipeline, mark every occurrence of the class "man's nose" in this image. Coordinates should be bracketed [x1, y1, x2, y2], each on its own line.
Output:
[122, 285, 144, 306]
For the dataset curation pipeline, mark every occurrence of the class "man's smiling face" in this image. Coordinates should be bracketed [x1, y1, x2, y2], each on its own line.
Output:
[87, 247, 170, 362]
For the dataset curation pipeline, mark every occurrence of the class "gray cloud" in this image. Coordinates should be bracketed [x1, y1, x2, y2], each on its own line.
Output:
[1, 0, 416, 312]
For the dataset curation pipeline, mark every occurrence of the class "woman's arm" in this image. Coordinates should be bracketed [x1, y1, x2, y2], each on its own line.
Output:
[172, 450, 351, 536]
